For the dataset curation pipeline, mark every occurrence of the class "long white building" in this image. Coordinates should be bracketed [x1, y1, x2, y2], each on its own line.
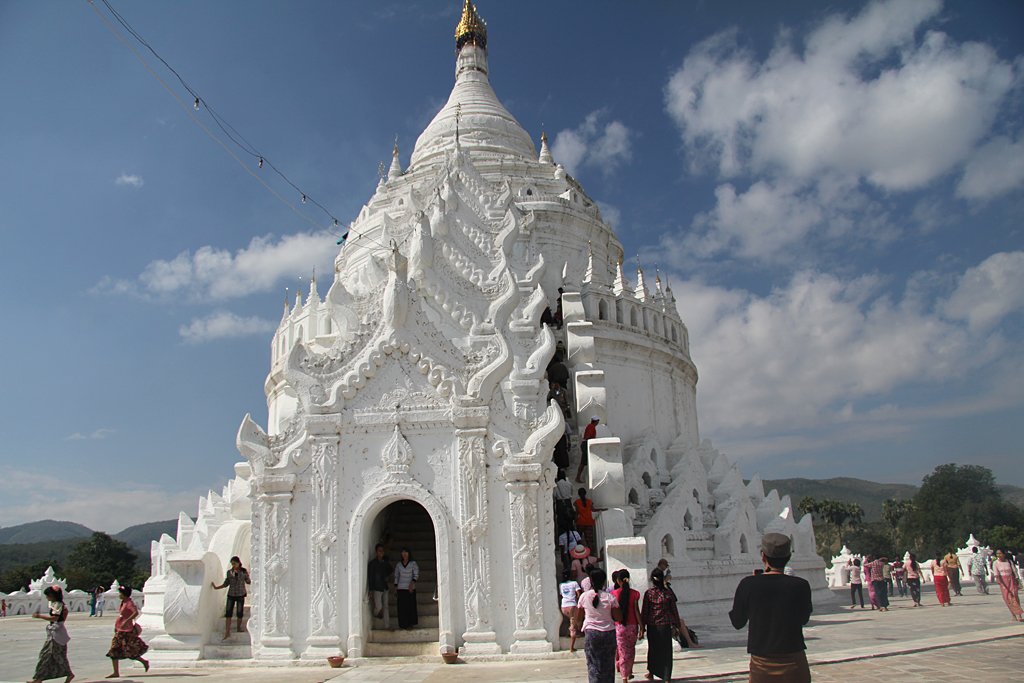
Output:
[141, 2, 830, 665]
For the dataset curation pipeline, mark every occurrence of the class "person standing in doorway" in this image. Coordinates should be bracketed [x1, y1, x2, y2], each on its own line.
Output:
[943, 551, 963, 596]
[211, 556, 250, 640]
[367, 543, 393, 631]
[394, 547, 419, 630]
[729, 533, 812, 683]
[576, 416, 600, 484]
[969, 547, 990, 594]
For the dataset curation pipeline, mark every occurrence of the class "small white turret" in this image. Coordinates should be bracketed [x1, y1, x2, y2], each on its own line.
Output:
[388, 138, 402, 181]
[538, 128, 553, 165]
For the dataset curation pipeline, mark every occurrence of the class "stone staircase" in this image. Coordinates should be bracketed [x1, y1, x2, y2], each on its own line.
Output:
[202, 604, 251, 660]
[366, 500, 439, 657]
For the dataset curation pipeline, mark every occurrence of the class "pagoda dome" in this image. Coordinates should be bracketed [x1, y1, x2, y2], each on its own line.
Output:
[409, 3, 536, 169]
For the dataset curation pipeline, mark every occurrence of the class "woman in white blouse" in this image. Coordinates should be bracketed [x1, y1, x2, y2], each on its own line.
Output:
[394, 547, 420, 629]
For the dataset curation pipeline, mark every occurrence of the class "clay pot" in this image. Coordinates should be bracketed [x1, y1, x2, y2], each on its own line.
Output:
[327, 655, 345, 668]
[441, 652, 459, 664]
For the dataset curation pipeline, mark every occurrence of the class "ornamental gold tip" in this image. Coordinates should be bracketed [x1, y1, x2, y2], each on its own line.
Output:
[455, 0, 487, 51]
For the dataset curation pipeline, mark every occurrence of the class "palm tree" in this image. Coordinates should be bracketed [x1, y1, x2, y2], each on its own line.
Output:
[882, 498, 912, 550]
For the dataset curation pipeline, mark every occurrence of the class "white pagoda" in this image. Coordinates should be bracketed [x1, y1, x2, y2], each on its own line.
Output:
[141, 2, 830, 665]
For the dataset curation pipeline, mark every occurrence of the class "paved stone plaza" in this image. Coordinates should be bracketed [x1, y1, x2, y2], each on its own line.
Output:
[2, 583, 1021, 682]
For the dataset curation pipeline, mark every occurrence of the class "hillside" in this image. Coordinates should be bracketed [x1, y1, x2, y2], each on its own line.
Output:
[997, 484, 1024, 509]
[757, 477, 919, 522]
[0, 520, 92, 544]
[114, 520, 177, 552]
[0, 537, 85, 575]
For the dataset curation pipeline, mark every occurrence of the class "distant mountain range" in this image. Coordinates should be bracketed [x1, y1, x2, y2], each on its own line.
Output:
[0, 520, 93, 545]
[0, 518, 179, 577]
[755, 477, 1024, 523]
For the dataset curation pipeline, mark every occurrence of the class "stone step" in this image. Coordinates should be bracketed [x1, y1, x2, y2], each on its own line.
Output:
[202, 643, 252, 660]
[374, 615, 439, 629]
[370, 627, 439, 643]
[363, 641, 439, 657]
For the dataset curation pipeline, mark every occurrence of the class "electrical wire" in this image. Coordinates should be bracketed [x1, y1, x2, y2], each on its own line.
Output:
[88, 0, 392, 254]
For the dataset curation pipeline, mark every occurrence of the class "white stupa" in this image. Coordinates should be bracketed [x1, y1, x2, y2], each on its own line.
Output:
[141, 2, 830, 665]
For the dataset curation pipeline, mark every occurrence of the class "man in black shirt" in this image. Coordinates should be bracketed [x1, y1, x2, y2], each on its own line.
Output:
[729, 533, 812, 683]
[367, 543, 394, 631]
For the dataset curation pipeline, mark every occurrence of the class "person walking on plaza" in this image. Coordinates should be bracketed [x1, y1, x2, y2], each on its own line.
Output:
[367, 543, 393, 631]
[575, 567, 620, 683]
[892, 560, 906, 597]
[612, 569, 642, 683]
[394, 547, 419, 629]
[943, 551, 963, 596]
[991, 549, 1022, 621]
[89, 585, 98, 617]
[729, 533, 812, 683]
[882, 560, 894, 597]
[96, 588, 105, 617]
[932, 554, 951, 606]
[559, 570, 582, 653]
[1, 597, 7, 617]
[105, 585, 149, 678]
[862, 555, 889, 611]
[642, 567, 694, 682]
[969, 547, 990, 595]
[576, 416, 600, 483]
[28, 586, 73, 683]
[905, 553, 922, 607]
[848, 558, 864, 609]
[211, 555, 250, 640]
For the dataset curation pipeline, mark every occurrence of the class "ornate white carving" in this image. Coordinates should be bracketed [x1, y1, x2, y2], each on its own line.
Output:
[382, 425, 413, 482]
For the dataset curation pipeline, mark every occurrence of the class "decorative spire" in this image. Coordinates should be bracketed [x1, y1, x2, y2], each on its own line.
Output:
[455, 0, 487, 52]
[654, 266, 664, 301]
[613, 256, 629, 296]
[635, 256, 649, 302]
[307, 267, 320, 304]
[583, 242, 595, 284]
[283, 288, 291, 319]
[539, 126, 553, 165]
[388, 136, 402, 181]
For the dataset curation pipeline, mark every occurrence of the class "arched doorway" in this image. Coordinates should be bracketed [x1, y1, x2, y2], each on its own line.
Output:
[365, 499, 439, 656]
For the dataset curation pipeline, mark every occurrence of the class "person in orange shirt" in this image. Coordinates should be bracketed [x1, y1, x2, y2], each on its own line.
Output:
[575, 487, 606, 552]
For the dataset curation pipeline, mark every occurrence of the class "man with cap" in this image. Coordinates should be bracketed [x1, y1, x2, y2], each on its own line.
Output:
[575, 415, 600, 484]
[729, 533, 812, 683]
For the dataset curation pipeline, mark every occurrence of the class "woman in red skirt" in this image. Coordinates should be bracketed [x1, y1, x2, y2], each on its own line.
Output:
[106, 585, 149, 677]
[933, 555, 951, 606]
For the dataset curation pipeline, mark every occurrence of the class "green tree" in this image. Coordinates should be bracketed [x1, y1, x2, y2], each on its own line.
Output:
[980, 525, 1024, 552]
[65, 532, 138, 590]
[902, 464, 1024, 558]
[882, 498, 913, 550]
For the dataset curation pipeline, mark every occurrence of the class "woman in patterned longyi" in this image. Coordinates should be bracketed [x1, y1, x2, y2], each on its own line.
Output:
[105, 585, 149, 678]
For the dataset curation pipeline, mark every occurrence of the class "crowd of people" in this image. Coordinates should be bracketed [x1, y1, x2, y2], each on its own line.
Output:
[845, 548, 1022, 620]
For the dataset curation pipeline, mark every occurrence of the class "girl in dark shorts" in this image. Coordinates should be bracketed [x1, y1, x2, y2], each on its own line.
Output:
[212, 556, 250, 640]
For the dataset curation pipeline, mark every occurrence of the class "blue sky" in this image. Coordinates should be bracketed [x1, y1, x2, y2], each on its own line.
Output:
[1, 0, 1022, 532]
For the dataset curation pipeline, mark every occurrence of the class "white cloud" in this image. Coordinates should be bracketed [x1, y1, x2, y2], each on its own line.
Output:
[957, 135, 1024, 200]
[675, 251, 1024, 435]
[179, 310, 276, 344]
[94, 231, 337, 302]
[551, 109, 634, 177]
[943, 251, 1024, 331]
[664, 0, 1019, 190]
[0, 470, 211, 533]
[115, 173, 144, 188]
[64, 428, 116, 441]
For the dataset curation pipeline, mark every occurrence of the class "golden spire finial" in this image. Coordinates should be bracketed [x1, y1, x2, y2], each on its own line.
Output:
[311, 266, 316, 284]
[541, 124, 548, 143]
[393, 135, 399, 156]
[455, 0, 487, 52]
